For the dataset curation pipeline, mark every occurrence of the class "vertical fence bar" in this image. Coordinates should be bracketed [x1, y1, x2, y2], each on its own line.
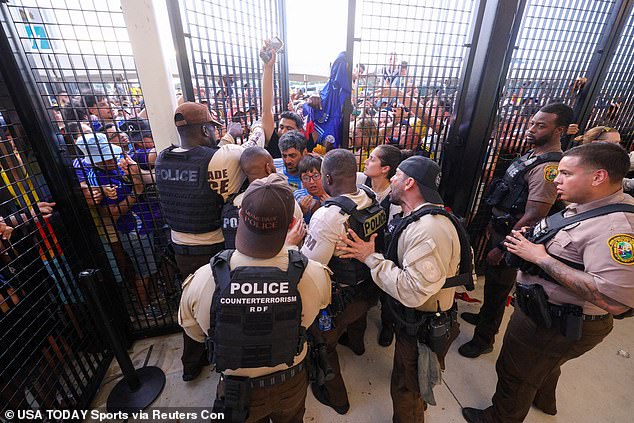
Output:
[277, 0, 290, 111]
[440, 0, 526, 217]
[574, 0, 634, 130]
[341, 0, 356, 150]
[167, 0, 195, 101]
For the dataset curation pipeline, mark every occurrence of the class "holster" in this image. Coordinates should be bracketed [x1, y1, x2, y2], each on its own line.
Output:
[421, 306, 459, 369]
[484, 178, 509, 207]
[328, 282, 363, 316]
[559, 304, 583, 341]
[514, 283, 552, 329]
[306, 332, 334, 386]
[490, 213, 517, 236]
[213, 375, 251, 423]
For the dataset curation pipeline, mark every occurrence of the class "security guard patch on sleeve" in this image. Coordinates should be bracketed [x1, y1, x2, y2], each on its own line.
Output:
[543, 164, 558, 182]
[421, 258, 441, 283]
[608, 234, 634, 265]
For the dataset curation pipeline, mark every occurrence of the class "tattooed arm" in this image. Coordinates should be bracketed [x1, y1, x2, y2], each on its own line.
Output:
[505, 229, 630, 315]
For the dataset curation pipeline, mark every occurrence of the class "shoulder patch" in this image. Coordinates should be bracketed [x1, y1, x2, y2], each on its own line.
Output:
[543, 164, 558, 182]
[607, 234, 634, 265]
[421, 258, 442, 283]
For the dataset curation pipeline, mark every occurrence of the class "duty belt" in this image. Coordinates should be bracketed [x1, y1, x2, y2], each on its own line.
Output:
[234, 361, 305, 389]
[171, 242, 222, 256]
[548, 303, 610, 321]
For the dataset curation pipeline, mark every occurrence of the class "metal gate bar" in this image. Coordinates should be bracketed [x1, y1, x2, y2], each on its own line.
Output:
[348, 0, 476, 168]
[177, 0, 288, 138]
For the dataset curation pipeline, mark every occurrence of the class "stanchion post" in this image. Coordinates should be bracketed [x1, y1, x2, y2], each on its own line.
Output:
[79, 270, 165, 412]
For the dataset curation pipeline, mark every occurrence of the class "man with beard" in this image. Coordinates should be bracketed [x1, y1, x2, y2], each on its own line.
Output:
[459, 103, 573, 358]
[338, 156, 470, 422]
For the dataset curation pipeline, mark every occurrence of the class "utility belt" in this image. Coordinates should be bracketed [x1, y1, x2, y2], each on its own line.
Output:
[213, 361, 306, 423]
[513, 283, 610, 341]
[389, 300, 459, 361]
[327, 280, 373, 317]
[171, 242, 223, 256]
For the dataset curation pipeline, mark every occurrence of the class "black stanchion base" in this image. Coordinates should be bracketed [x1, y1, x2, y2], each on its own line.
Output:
[106, 366, 166, 413]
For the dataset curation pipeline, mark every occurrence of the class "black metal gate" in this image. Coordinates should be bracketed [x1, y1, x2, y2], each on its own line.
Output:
[1, 0, 182, 337]
[0, 45, 113, 417]
[465, 0, 634, 268]
[169, 0, 289, 137]
[585, 8, 634, 149]
[346, 0, 478, 165]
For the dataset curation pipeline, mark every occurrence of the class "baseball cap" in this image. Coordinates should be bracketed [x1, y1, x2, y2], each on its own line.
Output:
[174, 102, 223, 127]
[120, 118, 152, 142]
[235, 173, 295, 259]
[398, 156, 443, 204]
[77, 132, 122, 164]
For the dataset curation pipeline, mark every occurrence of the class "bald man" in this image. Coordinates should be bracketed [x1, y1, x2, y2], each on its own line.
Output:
[239, 146, 276, 182]
[222, 147, 304, 248]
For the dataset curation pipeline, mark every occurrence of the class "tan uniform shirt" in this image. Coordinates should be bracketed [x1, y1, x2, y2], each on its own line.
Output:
[524, 146, 562, 205]
[300, 189, 374, 266]
[518, 190, 634, 314]
[364, 203, 461, 312]
[178, 247, 331, 377]
[170, 133, 265, 246]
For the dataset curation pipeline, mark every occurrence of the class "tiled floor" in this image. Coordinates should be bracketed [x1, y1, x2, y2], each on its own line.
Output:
[90, 281, 634, 422]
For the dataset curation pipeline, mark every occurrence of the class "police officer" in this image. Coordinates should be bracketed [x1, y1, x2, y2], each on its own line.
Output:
[459, 103, 574, 358]
[339, 156, 473, 422]
[462, 142, 634, 423]
[222, 147, 304, 249]
[155, 102, 264, 381]
[179, 174, 331, 422]
[300, 149, 386, 414]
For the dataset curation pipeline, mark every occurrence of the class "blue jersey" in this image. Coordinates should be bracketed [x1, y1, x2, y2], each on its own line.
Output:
[293, 188, 321, 224]
[73, 158, 160, 234]
[273, 158, 302, 192]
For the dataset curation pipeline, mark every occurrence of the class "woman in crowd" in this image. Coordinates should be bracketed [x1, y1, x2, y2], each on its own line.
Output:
[362, 144, 408, 346]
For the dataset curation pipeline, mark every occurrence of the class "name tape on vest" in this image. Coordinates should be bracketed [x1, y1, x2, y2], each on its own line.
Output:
[363, 210, 387, 238]
[221, 280, 298, 312]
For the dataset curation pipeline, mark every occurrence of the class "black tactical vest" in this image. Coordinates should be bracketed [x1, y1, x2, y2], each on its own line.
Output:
[364, 176, 392, 216]
[221, 193, 240, 250]
[485, 151, 562, 213]
[208, 249, 308, 371]
[155, 145, 224, 233]
[386, 205, 475, 291]
[324, 185, 387, 285]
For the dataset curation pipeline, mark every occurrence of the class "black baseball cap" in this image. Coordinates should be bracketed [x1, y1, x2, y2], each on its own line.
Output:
[398, 156, 443, 204]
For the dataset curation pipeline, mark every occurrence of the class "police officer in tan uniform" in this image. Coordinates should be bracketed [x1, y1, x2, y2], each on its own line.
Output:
[300, 149, 386, 414]
[459, 103, 574, 358]
[179, 174, 331, 422]
[155, 102, 265, 381]
[339, 156, 473, 422]
[462, 142, 634, 423]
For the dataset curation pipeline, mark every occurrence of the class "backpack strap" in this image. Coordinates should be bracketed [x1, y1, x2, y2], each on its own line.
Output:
[286, 249, 308, 285]
[425, 208, 475, 291]
[211, 249, 235, 291]
[286, 249, 308, 355]
[324, 195, 359, 216]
